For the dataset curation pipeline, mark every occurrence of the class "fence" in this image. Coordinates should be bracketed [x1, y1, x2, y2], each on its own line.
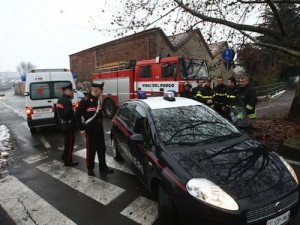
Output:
[254, 82, 287, 99]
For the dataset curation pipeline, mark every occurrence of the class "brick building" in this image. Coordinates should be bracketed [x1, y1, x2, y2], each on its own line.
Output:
[69, 28, 233, 83]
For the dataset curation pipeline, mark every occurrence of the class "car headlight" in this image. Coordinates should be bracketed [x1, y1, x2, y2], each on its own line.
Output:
[275, 153, 299, 184]
[186, 178, 239, 211]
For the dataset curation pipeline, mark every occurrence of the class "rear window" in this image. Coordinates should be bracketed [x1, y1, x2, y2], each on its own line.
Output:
[30, 81, 72, 100]
[30, 82, 51, 100]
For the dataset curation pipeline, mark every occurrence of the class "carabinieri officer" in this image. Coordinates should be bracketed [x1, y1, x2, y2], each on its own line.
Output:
[74, 82, 113, 176]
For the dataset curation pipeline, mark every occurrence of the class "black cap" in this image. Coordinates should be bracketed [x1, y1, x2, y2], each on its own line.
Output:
[91, 82, 104, 90]
[62, 83, 73, 90]
[206, 78, 212, 82]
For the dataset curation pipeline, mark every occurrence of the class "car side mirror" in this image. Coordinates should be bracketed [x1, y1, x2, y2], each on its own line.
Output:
[130, 133, 144, 142]
[24, 92, 29, 96]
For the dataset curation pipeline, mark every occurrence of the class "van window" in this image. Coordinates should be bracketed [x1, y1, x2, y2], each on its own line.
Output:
[53, 81, 72, 98]
[140, 66, 151, 78]
[30, 81, 72, 100]
[30, 82, 51, 100]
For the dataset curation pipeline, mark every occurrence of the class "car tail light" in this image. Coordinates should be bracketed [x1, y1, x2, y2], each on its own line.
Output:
[25, 106, 33, 118]
[74, 102, 79, 110]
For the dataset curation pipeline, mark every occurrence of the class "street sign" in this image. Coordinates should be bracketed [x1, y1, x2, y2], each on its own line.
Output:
[221, 48, 235, 62]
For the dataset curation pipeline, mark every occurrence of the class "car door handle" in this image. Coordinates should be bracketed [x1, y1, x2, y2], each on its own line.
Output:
[47, 100, 52, 103]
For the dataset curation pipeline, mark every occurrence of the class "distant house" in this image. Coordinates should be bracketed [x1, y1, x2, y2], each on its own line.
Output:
[69, 27, 234, 83]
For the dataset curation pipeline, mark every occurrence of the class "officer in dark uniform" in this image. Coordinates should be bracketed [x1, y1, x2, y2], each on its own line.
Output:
[74, 82, 113, 176]
[213, 76, 227, 115]
[56, 83, 78, 167]
[179, 82, 194, 99]
[192, 78, 205, 100]
[198, 78, 214, 106]
[239, 76, 258, 119]
[224, 77, 239, 118]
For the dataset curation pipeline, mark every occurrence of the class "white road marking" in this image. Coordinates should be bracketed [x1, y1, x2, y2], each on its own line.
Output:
[0, 176, 76, 225]
[121, 196, 158, 225]
[23, 153, 48, 164]
[73, 149, 135, 175]
[58, 144, 79, 151]
[287, 159, 300, 166]
[0, 101, 25, 118]
[37, 160, 125, 205]
[37, 135, 52, 149]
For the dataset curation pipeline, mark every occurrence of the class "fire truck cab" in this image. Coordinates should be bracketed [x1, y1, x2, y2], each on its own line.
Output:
[92, 56, 209, 118]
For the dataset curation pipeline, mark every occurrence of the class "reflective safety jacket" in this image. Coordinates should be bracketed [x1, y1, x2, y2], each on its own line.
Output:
[196, 85, 214, 106]
[213, 84, 227, 107]
[225, 86, 239, 108]
[74, 94, 104, 131]
[239, 85, 258, 119]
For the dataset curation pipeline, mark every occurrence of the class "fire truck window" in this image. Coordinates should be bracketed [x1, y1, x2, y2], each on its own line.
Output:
[162, 64, 176, 78]
[140, 66, 151, 78]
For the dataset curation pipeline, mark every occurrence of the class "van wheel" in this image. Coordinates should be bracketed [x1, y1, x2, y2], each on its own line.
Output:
[30, 128, 36, 134]
[111, 138, 122, 161]
[158, 185, 178, 225]
[103, 99, 116, 118]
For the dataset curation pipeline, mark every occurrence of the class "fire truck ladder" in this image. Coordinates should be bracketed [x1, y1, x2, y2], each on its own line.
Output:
[94, 60, 136, 73]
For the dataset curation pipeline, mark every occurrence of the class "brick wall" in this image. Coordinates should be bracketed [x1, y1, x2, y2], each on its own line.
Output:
[69, 29, 216, 82]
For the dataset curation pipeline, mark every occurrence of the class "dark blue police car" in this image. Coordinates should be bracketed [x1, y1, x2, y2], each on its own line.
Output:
[111, 92, 299, 225]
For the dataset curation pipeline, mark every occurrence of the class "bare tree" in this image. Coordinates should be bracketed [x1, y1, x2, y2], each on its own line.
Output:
[97, 0, 300, 121]
[16, 62, 36, 75]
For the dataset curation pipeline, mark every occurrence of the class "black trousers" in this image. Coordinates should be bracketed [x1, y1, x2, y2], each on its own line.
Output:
[85, 125, 106, 170]
[62, 130, 75, 163]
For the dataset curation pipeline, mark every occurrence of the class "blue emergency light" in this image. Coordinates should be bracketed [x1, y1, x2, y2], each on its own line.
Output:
[138, 91, 147, 99]
[167, 90, 177, 97]
[163, 91, 176, 101]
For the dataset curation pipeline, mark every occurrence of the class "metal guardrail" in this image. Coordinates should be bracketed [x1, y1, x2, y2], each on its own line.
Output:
[254, 82, 287, 99]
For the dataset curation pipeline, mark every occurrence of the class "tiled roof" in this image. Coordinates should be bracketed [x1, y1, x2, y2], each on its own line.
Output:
[167, 30, 194, 49]
[208, 41, 227, 58]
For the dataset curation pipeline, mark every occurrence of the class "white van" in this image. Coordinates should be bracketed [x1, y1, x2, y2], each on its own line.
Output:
[24, 69, 79, 133]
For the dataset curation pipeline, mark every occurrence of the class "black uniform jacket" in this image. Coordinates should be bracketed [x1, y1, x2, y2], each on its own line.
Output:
[225, 86, 239, 108]
[239, 84, 258, 118]
[213, 83, 227, 106]
[74, 94, 104, 131]
[180, 90, 194, 99]
[56, 94, 74, 122]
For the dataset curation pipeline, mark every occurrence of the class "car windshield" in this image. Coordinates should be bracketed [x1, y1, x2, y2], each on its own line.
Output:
[180, 59, 208, 80]
[151, 105, 241, 146]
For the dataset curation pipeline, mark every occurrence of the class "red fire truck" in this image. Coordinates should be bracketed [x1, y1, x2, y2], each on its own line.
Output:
[92, 56, 209, 118]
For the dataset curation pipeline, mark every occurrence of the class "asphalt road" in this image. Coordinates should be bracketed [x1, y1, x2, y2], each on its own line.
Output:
[0, 89, 299, 225]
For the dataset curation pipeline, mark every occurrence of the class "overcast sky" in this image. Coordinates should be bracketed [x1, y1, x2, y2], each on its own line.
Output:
[0, 0, 115, 72]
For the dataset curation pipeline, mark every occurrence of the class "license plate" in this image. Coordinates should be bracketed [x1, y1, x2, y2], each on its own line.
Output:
[266, 211, 290, 225]
[33, 108, 52, 113]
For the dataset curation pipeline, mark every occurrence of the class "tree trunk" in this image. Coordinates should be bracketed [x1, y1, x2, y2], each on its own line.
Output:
[288, 77, 300, 122]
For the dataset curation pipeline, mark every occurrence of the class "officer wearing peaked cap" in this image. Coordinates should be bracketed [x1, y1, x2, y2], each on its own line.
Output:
[56, 83, 78, 167]
[74, 82, 114, 176]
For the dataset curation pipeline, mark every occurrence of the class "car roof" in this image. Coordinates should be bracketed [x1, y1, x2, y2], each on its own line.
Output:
[137, 96, 201, 110]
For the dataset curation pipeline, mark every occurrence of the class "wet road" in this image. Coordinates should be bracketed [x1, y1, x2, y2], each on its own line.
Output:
[0, 89, 299, 225]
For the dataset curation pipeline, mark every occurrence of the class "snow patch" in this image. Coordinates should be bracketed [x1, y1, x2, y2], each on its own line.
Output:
[0, 125, 13, 179]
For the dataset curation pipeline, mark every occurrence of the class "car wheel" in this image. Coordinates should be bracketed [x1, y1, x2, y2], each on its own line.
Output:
[111, 138, 122, 161]
[103, 98, 116, 118]
[158, 185, 178, 225]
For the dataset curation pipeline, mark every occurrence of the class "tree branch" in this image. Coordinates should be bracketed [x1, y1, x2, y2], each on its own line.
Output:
[173, 0, 282, 40]
[265, 0, 286, 36]
[239, 30, 300, 57]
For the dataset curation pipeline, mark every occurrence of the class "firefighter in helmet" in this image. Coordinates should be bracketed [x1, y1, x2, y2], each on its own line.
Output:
[179, 82, 194, 99]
